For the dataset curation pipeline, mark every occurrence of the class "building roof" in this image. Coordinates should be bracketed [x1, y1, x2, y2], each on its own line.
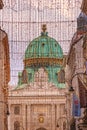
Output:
[24, 25, 64, 67]
[16, 25, 65, 90]
[77, 12, 87, 32]
[25, 32, 63, 60]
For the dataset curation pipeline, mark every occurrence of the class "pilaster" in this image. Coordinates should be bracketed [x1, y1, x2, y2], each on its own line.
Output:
[22, 104, 27, 130]
[52, 104, 56, 130]
[27, 104, 31, 130]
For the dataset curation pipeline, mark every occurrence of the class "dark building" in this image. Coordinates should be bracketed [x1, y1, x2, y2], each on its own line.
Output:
[77, 12, 87, 33]
[81, 0, 87, 15]
[0, 0, 3, 9]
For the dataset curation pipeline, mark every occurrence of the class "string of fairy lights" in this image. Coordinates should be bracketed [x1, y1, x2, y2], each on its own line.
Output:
[0, 0, 82, 86]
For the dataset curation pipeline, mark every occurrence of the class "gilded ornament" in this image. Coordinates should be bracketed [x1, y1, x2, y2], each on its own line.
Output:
[39, 116, 44, 123]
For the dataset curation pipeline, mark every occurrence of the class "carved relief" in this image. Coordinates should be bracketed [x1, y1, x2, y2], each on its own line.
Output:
[28, 67, 57, 89]
[33, 68, 49, 88]
[34, 68, 48, 82]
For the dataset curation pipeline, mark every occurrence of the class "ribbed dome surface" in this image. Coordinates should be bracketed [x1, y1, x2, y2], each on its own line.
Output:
[25, 32, 63, 59]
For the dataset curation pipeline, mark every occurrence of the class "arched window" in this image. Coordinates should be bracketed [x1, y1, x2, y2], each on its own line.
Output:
[14, 106, 20, 115]
[14, 121, 20, 130]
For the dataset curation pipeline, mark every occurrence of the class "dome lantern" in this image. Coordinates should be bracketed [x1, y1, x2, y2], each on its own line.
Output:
[17, 25, 65, 89]
[41, 24, 48, 36]
[42, 24, 47, 32]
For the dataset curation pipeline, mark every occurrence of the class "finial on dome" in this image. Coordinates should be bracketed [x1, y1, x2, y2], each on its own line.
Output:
[42, 24, 47, 32]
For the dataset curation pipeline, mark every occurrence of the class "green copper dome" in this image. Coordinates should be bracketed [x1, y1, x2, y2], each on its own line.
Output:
[25, 32, 63, 59]
[16, 25, 65, 90]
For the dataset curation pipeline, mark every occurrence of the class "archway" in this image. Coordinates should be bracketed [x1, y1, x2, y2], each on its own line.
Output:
[36, 127, 47, 130]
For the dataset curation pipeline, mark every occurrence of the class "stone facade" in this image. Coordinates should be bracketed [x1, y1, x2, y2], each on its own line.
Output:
[0, 29, 10, 130]
[8, 81, 67, 130]
[66, 19, 87, 129]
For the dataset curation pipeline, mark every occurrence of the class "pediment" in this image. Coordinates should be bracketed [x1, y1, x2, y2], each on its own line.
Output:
[10, 84, 66, 97]
[11, 67, 66, 95]
[10, 82, 66, 97]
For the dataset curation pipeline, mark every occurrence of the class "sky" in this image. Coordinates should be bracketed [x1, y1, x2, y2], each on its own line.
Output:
[0, 0, 82, 86]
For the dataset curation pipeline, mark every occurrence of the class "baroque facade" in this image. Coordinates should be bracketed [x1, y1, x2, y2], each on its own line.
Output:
[66, 11, 87, 130]
[8, 25, 67, 130]
[0, 28, 10, 130]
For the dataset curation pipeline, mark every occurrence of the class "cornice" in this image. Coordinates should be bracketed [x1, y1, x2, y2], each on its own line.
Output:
[24, 57, 63, 67]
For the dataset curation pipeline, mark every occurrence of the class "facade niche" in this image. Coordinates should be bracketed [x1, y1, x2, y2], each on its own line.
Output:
[14, 105, 20, 115]
[58, 69, 65, 83]
[22, 69, 28, 83]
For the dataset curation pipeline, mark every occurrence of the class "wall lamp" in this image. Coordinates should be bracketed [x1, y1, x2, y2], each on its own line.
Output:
[69, 86, 75, 92]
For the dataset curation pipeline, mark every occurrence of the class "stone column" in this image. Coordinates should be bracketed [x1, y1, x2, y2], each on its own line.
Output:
[27, 105, 31, 130]
[52, 104, 56, 130]
[22, 104, 27, 130]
